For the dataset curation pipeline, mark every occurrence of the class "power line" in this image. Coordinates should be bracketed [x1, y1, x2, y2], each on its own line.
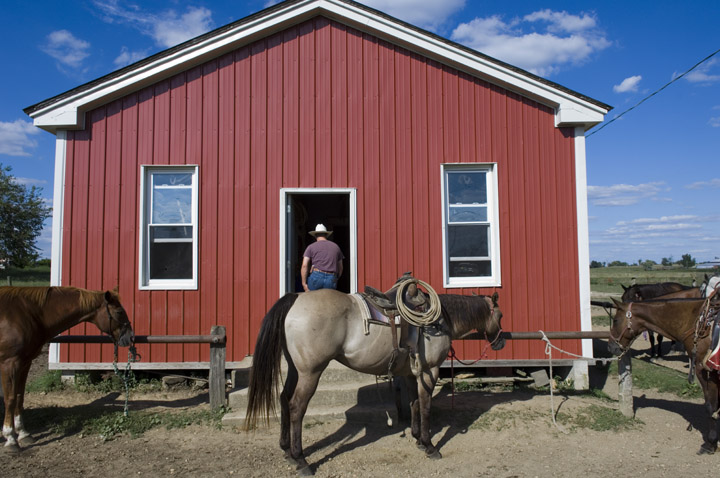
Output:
[587, 47, 720, 137]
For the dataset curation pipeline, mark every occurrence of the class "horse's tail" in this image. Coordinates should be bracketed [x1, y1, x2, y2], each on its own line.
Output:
[244, 292, 299, 431]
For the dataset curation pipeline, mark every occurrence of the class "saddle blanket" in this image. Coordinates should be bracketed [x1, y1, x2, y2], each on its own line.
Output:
[702, 314, 720, 371]
[349, 293, 400, 335]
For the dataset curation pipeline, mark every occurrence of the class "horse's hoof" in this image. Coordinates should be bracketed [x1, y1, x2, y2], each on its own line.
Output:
[426, 449, 442, 460]
[284, 450, 300, 466]
[4, 443, 21, 454]
[19, 435, 36, 446]
[697, 444, 716, 455]
[415, 440, 426, 451]
[296, 464, 314, 476]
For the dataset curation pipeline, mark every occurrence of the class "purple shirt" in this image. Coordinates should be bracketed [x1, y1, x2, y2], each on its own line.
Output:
[303, 240, 344, 274]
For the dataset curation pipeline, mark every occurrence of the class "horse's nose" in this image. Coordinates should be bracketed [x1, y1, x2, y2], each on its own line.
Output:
[608, 341, 623, 356]
[491, 336, 506, 351]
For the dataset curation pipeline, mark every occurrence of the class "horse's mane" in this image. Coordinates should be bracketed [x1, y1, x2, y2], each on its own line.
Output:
[0, 286, 107, 312]
[438, 294, 492, 336]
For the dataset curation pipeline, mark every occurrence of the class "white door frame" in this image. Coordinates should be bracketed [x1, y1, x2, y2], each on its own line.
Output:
[279, 188, 357, 295]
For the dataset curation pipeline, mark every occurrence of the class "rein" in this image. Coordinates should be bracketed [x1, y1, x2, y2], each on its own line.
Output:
[609, 303, 636, 355]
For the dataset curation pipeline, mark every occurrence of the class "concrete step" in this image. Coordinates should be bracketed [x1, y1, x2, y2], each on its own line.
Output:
[228, 380, 395, 410]
[222, 402, 399, 429]
[231, 360, 381, 389]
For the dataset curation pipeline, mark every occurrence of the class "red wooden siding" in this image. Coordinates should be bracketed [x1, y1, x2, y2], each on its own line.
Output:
[60, 17, 581, 363]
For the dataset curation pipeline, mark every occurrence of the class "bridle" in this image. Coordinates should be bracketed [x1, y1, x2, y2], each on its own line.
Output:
[609, 303, 637, 355]
[483, 299, 504, 349]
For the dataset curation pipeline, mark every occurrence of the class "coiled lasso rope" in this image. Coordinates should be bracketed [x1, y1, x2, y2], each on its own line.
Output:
[395, 278, 442, 326]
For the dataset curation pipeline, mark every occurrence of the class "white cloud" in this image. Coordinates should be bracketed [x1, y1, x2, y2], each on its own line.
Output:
[587, 182, 666, 207]
[686, 178, 720, 189]
[13, 177, 48, 187]
[613, 75, 642, 93]
[40, 29, 91, 68]
[0, 119, 41, 157]
[683, 57, 720, 84]
[93, 1, 214, 48]
[362, 0, 466, 31]
[450, 10, 610, 76]
[114, 46, 149, 67]
[710, 116, 720, 127]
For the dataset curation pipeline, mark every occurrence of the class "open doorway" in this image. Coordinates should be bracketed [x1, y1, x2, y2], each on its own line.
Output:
[281, 189, 356, 294]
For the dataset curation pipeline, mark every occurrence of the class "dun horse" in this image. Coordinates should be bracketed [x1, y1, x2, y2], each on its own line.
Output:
[245, 284, 504, 475]
[609, 297, 719, 454]
[0, 286, 134, 451]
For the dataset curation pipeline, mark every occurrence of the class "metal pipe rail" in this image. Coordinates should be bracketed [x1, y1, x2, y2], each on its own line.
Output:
[50, 326, 227, 409]
[461, 330, 610, 340]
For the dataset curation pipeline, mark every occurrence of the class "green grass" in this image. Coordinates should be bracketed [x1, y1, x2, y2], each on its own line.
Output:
[608, 358, 703, 398]
[2, 264, 51, 286]
[557, 404, 640, 432]
[589, 266, 707, 294]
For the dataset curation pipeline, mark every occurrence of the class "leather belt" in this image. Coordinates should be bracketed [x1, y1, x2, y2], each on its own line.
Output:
[312, 267, 335, 275]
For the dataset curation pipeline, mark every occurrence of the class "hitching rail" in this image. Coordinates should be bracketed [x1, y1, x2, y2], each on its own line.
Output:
[50, 325, 227, 409]
[458, 329, 633, 417]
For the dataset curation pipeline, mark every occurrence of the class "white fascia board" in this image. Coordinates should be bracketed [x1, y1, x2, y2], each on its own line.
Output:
[29, 0, 608, 133]
[574, 127, 594, 359]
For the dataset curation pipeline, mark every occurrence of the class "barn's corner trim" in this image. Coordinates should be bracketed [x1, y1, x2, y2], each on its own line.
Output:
[574, 127, 594, 359]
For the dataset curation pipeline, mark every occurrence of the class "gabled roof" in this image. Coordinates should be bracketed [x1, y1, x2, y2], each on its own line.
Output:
[25, 0, 611, 133]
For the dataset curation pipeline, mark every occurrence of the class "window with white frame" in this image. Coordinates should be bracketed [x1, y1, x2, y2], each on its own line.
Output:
[442, 164, 500, 287]
[139, 166, 198, 290]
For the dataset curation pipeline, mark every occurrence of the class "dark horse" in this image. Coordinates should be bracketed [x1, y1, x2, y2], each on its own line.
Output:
[621, 282, 696, 357]
[0, 286, 134, 451]
[244, 287, 505, 475]
[609, 297, 719, 454]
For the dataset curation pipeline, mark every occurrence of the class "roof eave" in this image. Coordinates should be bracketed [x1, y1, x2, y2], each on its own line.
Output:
[25, 0, 611, 134]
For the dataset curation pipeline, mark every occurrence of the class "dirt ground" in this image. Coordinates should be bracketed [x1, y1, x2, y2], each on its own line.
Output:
[2, 340, 719, 477]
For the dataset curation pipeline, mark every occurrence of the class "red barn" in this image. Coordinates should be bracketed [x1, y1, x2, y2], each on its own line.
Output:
[25, 0, 610, 372]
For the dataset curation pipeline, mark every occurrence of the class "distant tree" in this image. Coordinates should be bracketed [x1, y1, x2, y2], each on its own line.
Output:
[608, 260, 629, 267]
[590, 260, 605, 268]
[642, 259, 657, 270]
[679, 253, 696, 268]
[0, 164, 52, 267]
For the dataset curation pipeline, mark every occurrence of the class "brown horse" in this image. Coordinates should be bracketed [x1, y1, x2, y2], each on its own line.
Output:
[245, 286, 504, 475]
[0, 286, 134, 451]
[621, 282, 697, 357]
[609, 297, 719, 454]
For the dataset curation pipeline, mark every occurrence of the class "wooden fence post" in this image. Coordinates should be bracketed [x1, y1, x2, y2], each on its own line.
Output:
[209, 326, 227, 409]
[618, 353, 633, 417]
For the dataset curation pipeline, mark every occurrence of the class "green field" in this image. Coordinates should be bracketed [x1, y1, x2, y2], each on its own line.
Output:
[589, 265, 712, 294]
[2, 264, 51, 286]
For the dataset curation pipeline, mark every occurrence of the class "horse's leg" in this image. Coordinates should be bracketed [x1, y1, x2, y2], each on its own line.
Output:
[0, 360, 20, 452]
[279, 356, 298, 457]
[416, 367, 441, 459]
[14, 361, 34, 446]
[404, 375, 420, 442]
[288, 370, 323, 475]
[696, 369, 719, 454]
[648, 332, 656, 358]
[656, 334, 664, 357]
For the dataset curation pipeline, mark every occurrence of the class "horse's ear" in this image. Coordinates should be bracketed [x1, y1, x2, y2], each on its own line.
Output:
[621, 284, 628, 291]
[112, 285, 119, 294]
[611, 298, 622, 308]
[491, 292, 499, 306]
[105, 290, 113, 303]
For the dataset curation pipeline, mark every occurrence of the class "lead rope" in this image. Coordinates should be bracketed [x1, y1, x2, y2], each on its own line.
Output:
[539, 331, 569, 434]
[113, 344, 140, 417]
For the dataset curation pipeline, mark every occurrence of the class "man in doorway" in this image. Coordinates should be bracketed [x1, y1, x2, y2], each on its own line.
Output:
[301, 224, 344, 292]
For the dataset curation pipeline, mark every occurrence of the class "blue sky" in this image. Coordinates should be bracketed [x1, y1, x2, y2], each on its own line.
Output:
[1, 1, 719, 265]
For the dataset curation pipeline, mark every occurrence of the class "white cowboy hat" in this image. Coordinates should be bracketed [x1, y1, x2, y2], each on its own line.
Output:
[309, 224, 333, 237]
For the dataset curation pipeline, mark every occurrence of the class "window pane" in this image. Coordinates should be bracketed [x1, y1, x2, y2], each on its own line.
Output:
[153, 173, 192, 187]
[448, 205, 487, 222]
[152, 188, 192, 224]
[450, 260, 491, 277]
[150, 241, 193, 279]
[150, 225, 192, 241]
[448, 171, 487, 205]
[448, 224, 489, 257]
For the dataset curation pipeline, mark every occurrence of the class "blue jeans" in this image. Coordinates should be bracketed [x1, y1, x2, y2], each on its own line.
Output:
[308, 271, 338, 291]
